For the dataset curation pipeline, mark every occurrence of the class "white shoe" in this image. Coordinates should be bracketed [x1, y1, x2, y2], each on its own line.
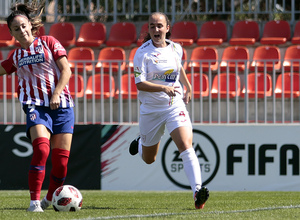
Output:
[40, 196, 51, 210]
[27, 203, 44, 212]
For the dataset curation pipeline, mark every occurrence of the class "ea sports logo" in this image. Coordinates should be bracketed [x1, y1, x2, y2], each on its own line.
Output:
[162, 129, 220, 188]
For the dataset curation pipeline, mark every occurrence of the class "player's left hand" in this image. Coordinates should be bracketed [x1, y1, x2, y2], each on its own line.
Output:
[50, 94, 60, 110]
[183, 89, 191, 104]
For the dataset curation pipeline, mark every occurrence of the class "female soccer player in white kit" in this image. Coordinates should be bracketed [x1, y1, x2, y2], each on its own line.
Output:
[0, 1, 74, 212]
[129, 12, 209, 209]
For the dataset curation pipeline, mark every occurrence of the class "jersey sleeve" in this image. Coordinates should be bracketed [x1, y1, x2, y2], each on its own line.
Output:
[133, 48, 147, 84]
[1, 52, 17, 74]
[41, 36, 67, 60]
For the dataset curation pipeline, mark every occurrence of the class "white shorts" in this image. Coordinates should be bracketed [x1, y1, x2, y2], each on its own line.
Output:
[139, 105, 192, 146]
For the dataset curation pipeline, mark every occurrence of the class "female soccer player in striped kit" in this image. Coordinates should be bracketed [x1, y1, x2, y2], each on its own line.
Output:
[0, 1, 74, 212]
[129, 12, 209, 209]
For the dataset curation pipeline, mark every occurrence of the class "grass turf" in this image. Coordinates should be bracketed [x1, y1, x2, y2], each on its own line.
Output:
[0, 190, 300, 219]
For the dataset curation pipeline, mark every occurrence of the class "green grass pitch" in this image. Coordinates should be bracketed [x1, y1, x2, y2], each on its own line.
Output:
[0, 190, 300, 219]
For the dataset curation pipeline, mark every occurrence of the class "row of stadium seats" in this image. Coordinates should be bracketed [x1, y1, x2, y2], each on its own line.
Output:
[2, 44, 298, 74]
[1, 72, 299, 99]
[0, 20, 300, 48]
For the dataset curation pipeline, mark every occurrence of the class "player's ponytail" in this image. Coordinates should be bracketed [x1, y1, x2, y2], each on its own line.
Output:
[7, 0, 44, 37]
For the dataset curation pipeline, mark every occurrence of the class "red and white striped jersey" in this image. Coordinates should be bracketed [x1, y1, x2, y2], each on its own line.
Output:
[1, 36, 74, 108]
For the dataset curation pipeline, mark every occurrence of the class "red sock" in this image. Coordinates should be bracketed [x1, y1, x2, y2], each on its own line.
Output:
[28, 137, 50, 200]
[46, 148, 70, 201]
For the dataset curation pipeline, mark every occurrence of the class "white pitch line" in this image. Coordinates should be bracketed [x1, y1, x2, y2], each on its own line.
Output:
[74, 204, 300, 220]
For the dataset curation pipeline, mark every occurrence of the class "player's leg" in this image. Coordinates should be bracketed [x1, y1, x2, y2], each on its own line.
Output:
[168, 106, 209, 209]
[41, 107, 74, 210]
[129, 112, 165, 164]
[27, 124, 51, 212]
[170, 126, 209, 209]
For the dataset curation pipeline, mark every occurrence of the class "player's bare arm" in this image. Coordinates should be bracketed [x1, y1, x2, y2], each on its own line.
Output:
[0, 64, 8, 76]
[50, 56, 72, 110]
[136, 81, 180, 97]
[179, 67, 192, 104]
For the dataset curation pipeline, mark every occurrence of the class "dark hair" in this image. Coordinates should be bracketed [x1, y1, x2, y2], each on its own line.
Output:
[143, 12, 171, 43]
[7, 1, 44, 37]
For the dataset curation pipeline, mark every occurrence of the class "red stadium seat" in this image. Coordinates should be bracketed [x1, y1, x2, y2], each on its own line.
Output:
[137, 23, 148, 46]
[187, 46, 218, 72]
[95, 47, 126, 73]
[211, 73, 241, 98]
[229, 21, 260, 45]
[197, 21, 227, 46]
[68, 74, 84, 98]
[49, 22, 76, 47]
[0, 74, 18, 99]
[291, 21, 300, 44]
[220, 46, 249, 72]
[186, 73, 209, 98]
[171, 21, 198, 46]
[106, 22, 136, 47]
[250, 46, 281, 72]
[0, 24, 14, 47]
[126, 47, 138, 73]
[275, 72, 300, 98]
[68, 47, 95, 73]
[241, 73, 272, 98]
[85, 74, 115, 99]
[260, 20, 291, 45]
[76, 22, 106, 47]
[115, 74, 138, 99]
[283, 45, 300, 72]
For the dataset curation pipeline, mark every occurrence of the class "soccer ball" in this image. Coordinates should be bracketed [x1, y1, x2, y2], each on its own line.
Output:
[52, 185, 83, 212]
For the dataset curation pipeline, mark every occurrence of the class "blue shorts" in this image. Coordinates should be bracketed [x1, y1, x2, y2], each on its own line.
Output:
[23, 105, 74, 139]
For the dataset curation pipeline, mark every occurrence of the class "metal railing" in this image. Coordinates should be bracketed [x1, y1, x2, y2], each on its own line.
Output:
[1, 59, 300, 125]
[1, 0, 299, 24]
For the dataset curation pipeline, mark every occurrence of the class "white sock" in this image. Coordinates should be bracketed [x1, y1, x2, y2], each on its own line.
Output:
[138, 138, 143, 159]
[30, 200, 40, 206]
[180, 148, 202, 196]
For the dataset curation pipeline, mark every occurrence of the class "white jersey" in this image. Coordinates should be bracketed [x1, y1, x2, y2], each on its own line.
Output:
[133, 39, 184, 111]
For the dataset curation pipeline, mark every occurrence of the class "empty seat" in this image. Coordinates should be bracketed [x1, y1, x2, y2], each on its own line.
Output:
[186, 73, 209, 98]
[197, 21, 227, 46]
[250, 46, 281, 72]
[68, 47, 95, 73]
[171, 21, 198, 46]
[220, 46, 249, 72]
[115, 74, 138, 99]
[0, 74, 18, 99]
[85, 74, 115, 99]
[49, 22, 76, 47]
[76, 22, 106, 47]
[95, 47, 126, 73]
[229, 21, 260, 45]
[241, 73, 272, 98]
[275, 72, 300, 98]
[106, 22, 136, 47]
[126, 47, 138, 73]
[283, 45, 300, 72]
[137, 23, 148, 46]
[260, 20, 291, 45]
[0, 24, 14, 47]
[68, 74, 84, 97]
[291, 21, 300, 44]
[187, 46, 218, 72]
[211, 73, 241, 98]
